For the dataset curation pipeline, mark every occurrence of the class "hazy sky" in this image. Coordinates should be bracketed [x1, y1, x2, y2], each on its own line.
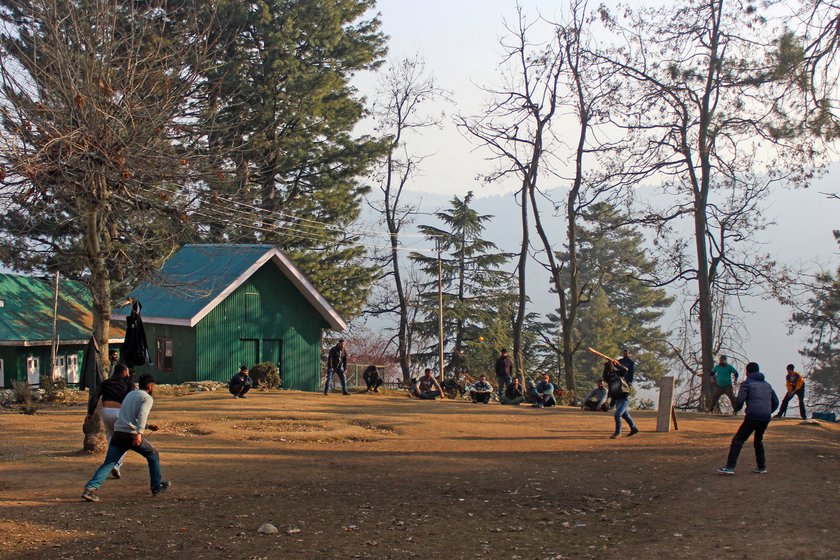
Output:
[354, 0, 840, 391]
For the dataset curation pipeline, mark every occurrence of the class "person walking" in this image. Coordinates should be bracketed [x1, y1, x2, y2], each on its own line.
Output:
[709, 355, 739, 413]
[603, 359, 639, 439]
[86, 363, 135, 479]
[81, 374, 170, 502]
[324, 339, 349, 395]
[717, 362, 779, 475]
[494, 349, 513, 399]
[775, 364, 807, 419]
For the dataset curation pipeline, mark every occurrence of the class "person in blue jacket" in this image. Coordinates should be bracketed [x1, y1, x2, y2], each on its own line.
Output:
[717, 362, 779, 475]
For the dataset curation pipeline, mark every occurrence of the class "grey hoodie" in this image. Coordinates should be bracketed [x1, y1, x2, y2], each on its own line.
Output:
[735, 372, 779, 421]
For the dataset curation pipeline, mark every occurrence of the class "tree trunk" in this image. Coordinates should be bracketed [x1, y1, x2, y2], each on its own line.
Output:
[83, 186, 111, 453]
[512, 177, 529, 384]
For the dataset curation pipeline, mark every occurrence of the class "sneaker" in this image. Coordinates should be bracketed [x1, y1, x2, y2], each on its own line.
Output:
[110, 468, 121, 479]
[152, 481, 172, 496]
[81, 487, 100, 502]
[239, 395, 247, 399]
[610, 433, 621, 439]
[628, 428, 640, 437]
[342, 391, 351, 396]
[716, 467, 735, 476]
[753, 467, 767, 474]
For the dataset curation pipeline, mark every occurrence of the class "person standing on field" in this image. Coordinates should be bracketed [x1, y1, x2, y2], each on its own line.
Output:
[324, 339, 349, 395]
[86, 363, 135, 480]
[709, 355, 739, 413]
[775, 364, 807, 419]
[494, 349, 513, 399]
[717, 362, 779, 475]
[82, 374, 169, 502]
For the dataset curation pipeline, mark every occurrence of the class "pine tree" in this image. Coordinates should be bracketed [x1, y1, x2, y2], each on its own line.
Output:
[194, 0, 388, 318]
[545, 202, 674, 391]
[410, 192, 513, 375]
[791, 232, 840, 412]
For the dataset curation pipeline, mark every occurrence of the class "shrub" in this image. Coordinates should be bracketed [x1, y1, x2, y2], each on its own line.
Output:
[250, 362, 281, 389]
[12, 381, 37, 414]
[40, 375, 68, 403]
[12, 380, 33, 404]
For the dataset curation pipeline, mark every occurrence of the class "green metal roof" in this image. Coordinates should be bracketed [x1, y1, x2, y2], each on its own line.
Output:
[0, 273, 124, 345]
[113, 244, 347, 331]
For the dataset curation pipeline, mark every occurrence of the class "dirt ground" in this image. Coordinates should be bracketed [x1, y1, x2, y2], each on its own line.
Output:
[0, 389, 838, 560]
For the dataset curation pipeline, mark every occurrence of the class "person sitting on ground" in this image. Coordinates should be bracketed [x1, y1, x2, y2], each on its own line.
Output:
[501, 376, 525, 405]
[229, 366, 253, 398]
[469, 374, 494, 404]
[529, 373, 556, 408]
[414, 368, 446, 400]
[363, 365, 384, 394]
[582, 380, 609, 412]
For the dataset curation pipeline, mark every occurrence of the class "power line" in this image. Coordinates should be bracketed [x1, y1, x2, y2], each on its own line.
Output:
[185, 204, 437, 255]
[149, 184, 439, 241]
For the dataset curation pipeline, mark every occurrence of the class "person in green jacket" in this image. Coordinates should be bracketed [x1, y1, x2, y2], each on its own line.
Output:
[709, 355, 739, 413]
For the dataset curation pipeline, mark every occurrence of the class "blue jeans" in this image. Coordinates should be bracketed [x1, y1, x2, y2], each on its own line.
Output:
[325, 368, 348, 393]
[613, 397, 637, 434]
[85, 431, 163, 491]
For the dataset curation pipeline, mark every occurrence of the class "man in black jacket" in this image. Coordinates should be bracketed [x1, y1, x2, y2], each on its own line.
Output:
[494, 349, 513, 399]
[717, 362, 779, 475]
[324, 340, 349, 395]
[229, 366, 253, 398]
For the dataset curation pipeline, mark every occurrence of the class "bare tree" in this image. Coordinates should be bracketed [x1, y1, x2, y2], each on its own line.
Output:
[598, 0, 827, 409]
[368, 57, 443, 383]
[459, 6, 562, 383]
[0, 0, 225, 449]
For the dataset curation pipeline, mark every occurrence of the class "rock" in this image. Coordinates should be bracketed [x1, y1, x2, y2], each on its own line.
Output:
[257, 523, 278, 534]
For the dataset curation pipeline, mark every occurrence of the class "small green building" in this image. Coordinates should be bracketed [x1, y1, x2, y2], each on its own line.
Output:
[0, 273, 124, 388]
[113, 244, 346, 390]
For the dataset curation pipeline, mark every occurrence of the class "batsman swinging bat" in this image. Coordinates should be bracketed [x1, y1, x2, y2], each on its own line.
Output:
[586, 347, 628, 372]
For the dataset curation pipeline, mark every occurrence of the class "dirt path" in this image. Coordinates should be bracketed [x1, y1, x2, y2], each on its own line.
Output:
[1, 391, 838, 560]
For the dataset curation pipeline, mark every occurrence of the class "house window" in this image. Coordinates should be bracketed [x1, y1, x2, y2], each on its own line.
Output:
[156, 338, 174, 371]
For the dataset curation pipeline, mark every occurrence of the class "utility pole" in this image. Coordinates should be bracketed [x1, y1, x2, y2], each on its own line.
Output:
[50, 271, 60, 380]
[436, 237, 445, 383]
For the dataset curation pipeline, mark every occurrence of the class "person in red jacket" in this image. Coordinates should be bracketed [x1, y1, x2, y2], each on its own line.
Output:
[775, 364, 807, 419]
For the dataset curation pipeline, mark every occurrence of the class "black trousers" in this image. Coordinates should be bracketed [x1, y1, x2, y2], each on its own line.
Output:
[364, 375, 384, 391]
[471, 392, 491, 404]
[726, 417, 770, 469]
[229, 384, 251, 396]
[777, 388, 807, 419]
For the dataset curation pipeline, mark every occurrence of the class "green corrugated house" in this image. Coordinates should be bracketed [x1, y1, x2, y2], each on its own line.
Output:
[0, 273, 124, 388]
[112, 244, 346, 390]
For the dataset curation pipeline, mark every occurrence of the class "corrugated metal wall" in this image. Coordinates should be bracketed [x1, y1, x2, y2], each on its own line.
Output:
[134, 324, 196, 384]
[195, 263, 327, 391]
[0, 344, 86, 387]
